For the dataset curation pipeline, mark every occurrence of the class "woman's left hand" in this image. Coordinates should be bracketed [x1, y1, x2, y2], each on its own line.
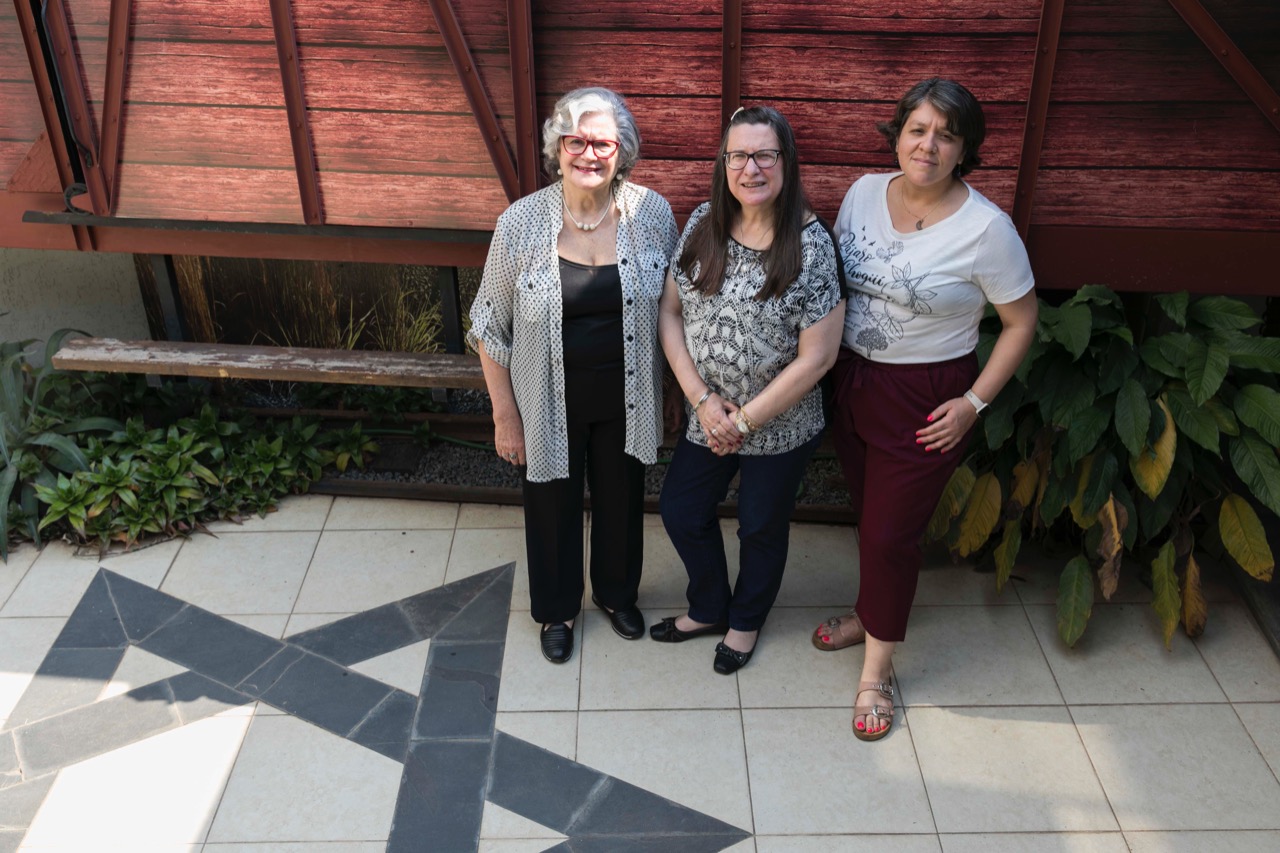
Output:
[916, 397, 979, 454]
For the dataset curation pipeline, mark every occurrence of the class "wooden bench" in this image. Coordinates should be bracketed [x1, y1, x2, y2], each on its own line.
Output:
[51, 338, 486, 388]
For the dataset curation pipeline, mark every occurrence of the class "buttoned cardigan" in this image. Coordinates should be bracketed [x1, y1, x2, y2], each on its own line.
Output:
[467, 180, 678, 482]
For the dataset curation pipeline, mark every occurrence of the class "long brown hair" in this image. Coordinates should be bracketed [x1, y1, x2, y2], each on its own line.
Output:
[677, 106, 812, 301]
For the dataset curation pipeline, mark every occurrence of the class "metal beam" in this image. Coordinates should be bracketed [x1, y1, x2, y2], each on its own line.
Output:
[1012, 0, 1065, 240]
[149, 254, 189, 342]
[437, 266, 465, 354]
[1166, 0, 1280, 135]
[721, 0, 743, 127]
[268, 0, 324, 225]
[99, 0, 132, 213]
[506, 0, 540, 197]
[11, 0, 91, 248]
[427, 0, 520, 203]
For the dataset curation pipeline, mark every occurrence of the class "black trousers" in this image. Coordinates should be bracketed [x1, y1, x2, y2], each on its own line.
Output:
[522, 366, 645, 624]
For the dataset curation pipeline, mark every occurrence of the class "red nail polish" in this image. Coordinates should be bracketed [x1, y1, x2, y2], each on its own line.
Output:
[927, 415, 934, 422]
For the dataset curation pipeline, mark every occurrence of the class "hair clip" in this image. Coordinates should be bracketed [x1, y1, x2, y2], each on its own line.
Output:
[730, 106, 745, 121]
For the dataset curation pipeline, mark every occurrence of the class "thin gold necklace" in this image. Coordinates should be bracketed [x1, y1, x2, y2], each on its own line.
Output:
[563, 190, 613, 232]
[898, 179, 951, 231]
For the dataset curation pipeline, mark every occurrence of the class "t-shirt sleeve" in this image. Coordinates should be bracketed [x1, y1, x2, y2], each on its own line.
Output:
[832, 178, 861, 242]
[670, 202, 709, 288]
[796, 224, 843, 329]
[466, 209, 518, 368]
[972, 215, 1035, 305]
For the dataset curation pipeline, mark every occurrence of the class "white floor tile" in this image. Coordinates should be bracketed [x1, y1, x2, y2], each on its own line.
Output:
[496, 611, 580, 712]
[494, 711, 577, 760]
[631, 524, 705, 609]
[1235, 702, 1280, 781]
[894, 606, 1063, 706]
[1074, 704, 1280, 830]
[479, 801, 566, 842]
[477, 841, 564, 853]
[99, 647, 188, 701]
[349, 639, 430, 695]
[913, 560, 1016, 607]
[0, 617, 64, 725]
[1, 541, 168, 617]
[446, 529, 529, 609]
[161, 533, 318, 615]
[206, 715, 401, 842]
[21, 715, 251, 846]
[202, 845, 385, 852]
[293, 529, 450, 613]
[736, 607, 859, 709]
[911, 706, 1117, 833]
[1013, 553, 1153, 606]
[223, 614, 292, 639]
[458, 503, 525, 528]
[204, 495, 333, 533]
[577, 709, 752, 831]
[0, 542, 40, 610]
[324, 497, 457, 530]
[1193, 603, 1280, 702]
[1123, 830, 1280, 852]
[1026, 605, 1226, 704]
[97, 538, 184, 586]
[773, 523, 858, 607]
[759, 837, 940, 853]
[743, 707, 932, 835]
[578, 611, 740, 711]
[940, 834, 1128, 853]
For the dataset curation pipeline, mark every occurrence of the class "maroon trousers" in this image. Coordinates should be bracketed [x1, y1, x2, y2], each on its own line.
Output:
[830, 346, 979, 642]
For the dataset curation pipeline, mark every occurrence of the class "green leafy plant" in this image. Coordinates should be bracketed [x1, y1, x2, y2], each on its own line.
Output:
[927, 287, 1280, 646]
[327, 423, 379, 472]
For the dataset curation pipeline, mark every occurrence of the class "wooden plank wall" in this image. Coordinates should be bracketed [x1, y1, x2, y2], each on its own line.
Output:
[0, 4, 47, 183]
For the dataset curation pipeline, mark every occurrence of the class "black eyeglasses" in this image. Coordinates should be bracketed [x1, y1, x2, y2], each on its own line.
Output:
[562, 136, 619, 159]
[724, 149, 781, 170]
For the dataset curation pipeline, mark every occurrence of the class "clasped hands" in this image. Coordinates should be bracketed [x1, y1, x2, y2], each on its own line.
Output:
[698, 392, 743, 457]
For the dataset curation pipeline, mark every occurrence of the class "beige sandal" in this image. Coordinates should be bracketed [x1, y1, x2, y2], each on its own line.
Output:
[853, 680, 894, 741]
[811, 609, 866, 651]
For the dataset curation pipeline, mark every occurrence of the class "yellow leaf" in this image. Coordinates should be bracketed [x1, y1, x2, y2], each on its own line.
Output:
[1009, 460, 1038, 514]
[993, 520, 1022, 594]
[1130, 398, 1176, 499]
[1151, 540, 1180, 649]
[1069, 454, 1096, 528]
[1032, 452, 1051, 531]
[1219, 493, 1275, 581]
[1183, 553, 1208, 638]
[926, 465, 975, 542]
[1095, 494, 1127, 600]
[956, 472, 1003, 557]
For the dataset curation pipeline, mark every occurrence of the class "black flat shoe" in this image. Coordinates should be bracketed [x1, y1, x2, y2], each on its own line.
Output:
[649, 616, 730, 643]
[713, 641, 754, 675]
[591, 594, 645, 640]
[540, 622, 574, 664]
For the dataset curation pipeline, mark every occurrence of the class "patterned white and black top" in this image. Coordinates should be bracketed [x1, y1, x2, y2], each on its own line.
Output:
[467, 180, 678, 482]
[671, 202, 843, 455]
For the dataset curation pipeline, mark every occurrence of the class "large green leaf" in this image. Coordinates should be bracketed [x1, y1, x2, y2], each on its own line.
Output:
[1205, 399, 1240, 437]
[1051, 303, 1093, 360]
[29, 433, 89, 471]
[1114, 379, 1150, 458]
[1067, 403, 1111, 465]
[1039, 472, 1069, 527]
[984, 382, 1023, 450]
[1183, 339, 1229, 405]
[1097, 338, 1140, 396]
[1048, 371, 1097, 428]
[1130, 399, 1177, 499]
[1082, 451, 1119, 518]
[1070, 285, 1124, 309]
[1151, 539, 1180, 649]
[1138, 337, 1182, 378]
[0, 464, 16, 561]
[994, 520, 1022, 594]
[1057, 555, 1094, 647]
[1164, 389, 1220, 455]
[1212, 332, 1280, 372]
[1155, 292, 1189, 327]
[1229, 431, 1280, 517]
[1218, 493, 1274, 582]
[1187, 296, 1261, 331]
[1235, 385, 1280, 447]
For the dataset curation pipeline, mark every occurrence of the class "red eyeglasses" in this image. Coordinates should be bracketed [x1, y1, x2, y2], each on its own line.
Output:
[561, 136, 619, 159]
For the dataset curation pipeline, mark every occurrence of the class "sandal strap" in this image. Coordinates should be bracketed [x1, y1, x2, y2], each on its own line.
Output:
[857, 680, 894, 699]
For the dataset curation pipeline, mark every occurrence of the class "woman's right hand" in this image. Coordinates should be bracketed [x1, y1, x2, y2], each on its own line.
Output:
[698, 393, 742, 455]
[494, 411, 526, 467]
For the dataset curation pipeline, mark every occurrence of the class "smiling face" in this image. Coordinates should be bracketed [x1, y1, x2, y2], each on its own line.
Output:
[724, 123, 784, 214]
[895, 101, 965, 189]
[557, 112, 620, 193]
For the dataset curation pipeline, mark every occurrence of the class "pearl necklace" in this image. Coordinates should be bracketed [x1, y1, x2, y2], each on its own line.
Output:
[898, 179, 951, 231]
[562, 191, 613, 232]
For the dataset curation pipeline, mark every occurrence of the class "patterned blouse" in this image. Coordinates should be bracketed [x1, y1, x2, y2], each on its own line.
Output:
[671, 203, 843, 455]
[467, 180, 678, 482]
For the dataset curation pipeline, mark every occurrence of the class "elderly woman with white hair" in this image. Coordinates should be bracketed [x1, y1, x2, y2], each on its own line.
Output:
[468, 87, 678, 664]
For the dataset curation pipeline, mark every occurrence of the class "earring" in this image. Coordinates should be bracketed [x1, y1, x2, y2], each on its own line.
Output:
[556, 168, 562, 175]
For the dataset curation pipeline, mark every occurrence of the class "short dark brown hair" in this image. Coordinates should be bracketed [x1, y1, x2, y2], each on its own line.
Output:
[877, 78, 986, 177]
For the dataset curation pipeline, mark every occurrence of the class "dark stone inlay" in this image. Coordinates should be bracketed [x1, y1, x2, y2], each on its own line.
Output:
[101, 570, 185, 642]
[573, 775, 751, 840]
[413, 642, 503, 741]
[0, 734, 18, 790]
[235, 646, 305, 696]
[399, 564, 511, 638]
[140, 606, 285, 687]
[4, 647, 125, 729]
[387, 740, 489, 853]
[431, 567, 515, 644]
[286, 603, 419, 666]
[349, 690, 415, 762]
[13, 681, 177, 778]
[167, 671, 253, 725]
[258, 651, 401, 737]
[488, 732, 605, 835]
[0, 829, 24, 853]
[547, 837, 751, 853]
[0, 775, 55, 831]
[51, 572, 125, 650]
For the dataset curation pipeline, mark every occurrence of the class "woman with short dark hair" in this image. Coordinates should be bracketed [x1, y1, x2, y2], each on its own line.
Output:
[811, 79, 1038, 740]
[468, 87, 677, 664]
[650, 106, 845, 675]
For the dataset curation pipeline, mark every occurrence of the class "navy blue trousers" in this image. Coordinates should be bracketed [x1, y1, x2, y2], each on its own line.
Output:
[659, 433, 821, 632]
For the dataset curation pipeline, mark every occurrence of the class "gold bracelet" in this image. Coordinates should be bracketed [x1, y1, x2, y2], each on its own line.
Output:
[739, 406, 761, 432]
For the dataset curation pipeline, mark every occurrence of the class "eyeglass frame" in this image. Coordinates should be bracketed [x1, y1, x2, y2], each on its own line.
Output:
[561, 135, 620, 159]
[723, 149, 782, 170]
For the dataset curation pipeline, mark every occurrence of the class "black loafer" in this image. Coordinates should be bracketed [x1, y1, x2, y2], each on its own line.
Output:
[713, 641, 754, 675]
[540, 622, 574, 664]
[649, 616, 730, 643]
[592, 594, 645, 640]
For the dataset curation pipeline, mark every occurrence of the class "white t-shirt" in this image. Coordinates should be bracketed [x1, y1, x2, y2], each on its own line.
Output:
[834, 172, 1034, 363]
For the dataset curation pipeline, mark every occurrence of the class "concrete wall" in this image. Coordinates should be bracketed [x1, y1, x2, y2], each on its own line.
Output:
[0, 248, 149, 344]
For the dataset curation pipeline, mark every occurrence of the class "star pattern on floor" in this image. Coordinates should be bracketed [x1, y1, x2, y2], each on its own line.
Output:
[0, 565, 750, 852]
